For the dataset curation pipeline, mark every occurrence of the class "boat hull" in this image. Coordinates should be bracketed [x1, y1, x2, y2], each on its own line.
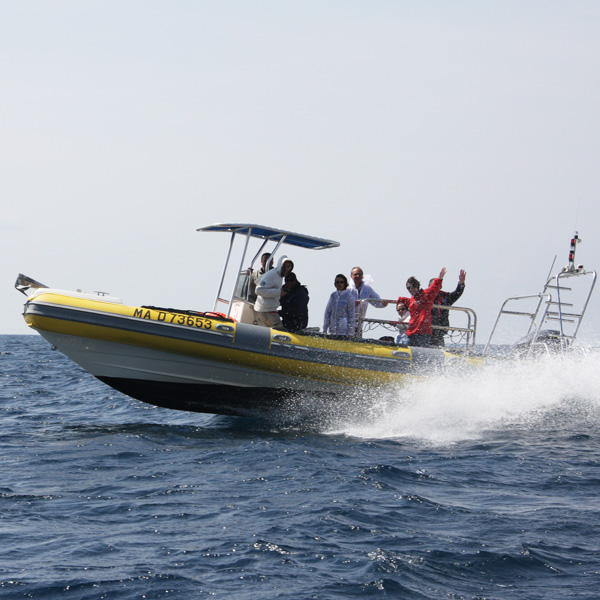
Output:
[21, 290, 455, 416]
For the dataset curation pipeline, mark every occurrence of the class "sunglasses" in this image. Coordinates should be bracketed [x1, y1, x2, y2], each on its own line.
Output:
[335, 280, 345, 284]
[397, 306, 407, 311]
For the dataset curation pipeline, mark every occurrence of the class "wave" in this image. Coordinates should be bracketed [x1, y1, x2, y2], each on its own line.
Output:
[328, 350, 600, 444]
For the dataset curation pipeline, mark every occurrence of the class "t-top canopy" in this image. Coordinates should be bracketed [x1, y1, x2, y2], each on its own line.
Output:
[197, 223, 340, 250]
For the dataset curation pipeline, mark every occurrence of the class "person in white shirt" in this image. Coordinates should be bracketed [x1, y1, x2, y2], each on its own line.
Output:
[348, 267, 388, 330]
[254, 256, 294, 327]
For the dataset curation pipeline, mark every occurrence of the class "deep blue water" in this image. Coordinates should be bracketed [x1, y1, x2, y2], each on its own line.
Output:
[1, 335, 599, 599]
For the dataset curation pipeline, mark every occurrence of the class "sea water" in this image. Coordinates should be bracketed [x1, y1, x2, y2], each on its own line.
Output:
[1, 335, 599, 599]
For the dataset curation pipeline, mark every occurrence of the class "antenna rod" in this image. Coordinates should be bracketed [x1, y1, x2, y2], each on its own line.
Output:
[568, 231, 580, 271]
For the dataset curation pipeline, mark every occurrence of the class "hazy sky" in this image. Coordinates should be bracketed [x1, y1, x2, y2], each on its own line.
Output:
[2, 1, 599, 344]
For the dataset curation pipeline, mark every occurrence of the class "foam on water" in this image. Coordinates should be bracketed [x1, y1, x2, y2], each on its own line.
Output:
[330, 349, 600, 444]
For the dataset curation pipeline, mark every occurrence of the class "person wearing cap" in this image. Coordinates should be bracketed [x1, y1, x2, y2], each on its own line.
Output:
[254, 256, 294, 327]
[279, 272, 309, 332]
[395, 268, 446, 347]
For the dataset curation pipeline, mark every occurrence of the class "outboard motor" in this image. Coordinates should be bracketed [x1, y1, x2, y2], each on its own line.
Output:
[511, 329, 571, 357]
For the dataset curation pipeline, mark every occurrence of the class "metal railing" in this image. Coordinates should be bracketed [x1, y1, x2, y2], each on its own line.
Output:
[357, 298, 478, 348]
[483, 268, 597, 357]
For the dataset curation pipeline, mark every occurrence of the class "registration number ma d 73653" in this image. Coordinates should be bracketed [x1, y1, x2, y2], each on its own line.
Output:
[132, 308, 212, 329]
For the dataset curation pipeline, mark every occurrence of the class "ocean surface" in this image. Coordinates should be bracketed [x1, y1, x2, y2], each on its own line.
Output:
[1, 335, 599, 600]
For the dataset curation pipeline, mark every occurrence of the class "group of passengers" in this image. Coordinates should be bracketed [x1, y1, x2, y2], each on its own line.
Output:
[323, 266, 466, 347]
[249, 253, 466, 348]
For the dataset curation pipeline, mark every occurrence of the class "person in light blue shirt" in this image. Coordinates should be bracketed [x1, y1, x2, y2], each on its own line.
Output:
[323, 274, 356, 336]
[395, 302, 410, 345]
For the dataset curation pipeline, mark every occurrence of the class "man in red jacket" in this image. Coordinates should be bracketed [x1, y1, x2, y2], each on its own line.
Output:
[396, 268, 446, 347]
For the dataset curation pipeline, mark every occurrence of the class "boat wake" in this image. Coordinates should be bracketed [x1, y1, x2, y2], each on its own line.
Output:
[316, 348, 600, 444]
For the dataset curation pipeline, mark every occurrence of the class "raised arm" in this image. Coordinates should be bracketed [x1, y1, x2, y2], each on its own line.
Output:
[447, 269, 467, 304]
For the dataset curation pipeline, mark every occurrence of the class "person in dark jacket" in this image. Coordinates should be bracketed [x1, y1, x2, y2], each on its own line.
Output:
[430, 269, 466, 347]
[396, 268, 446, 347]
[279, 272, 309, 332]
